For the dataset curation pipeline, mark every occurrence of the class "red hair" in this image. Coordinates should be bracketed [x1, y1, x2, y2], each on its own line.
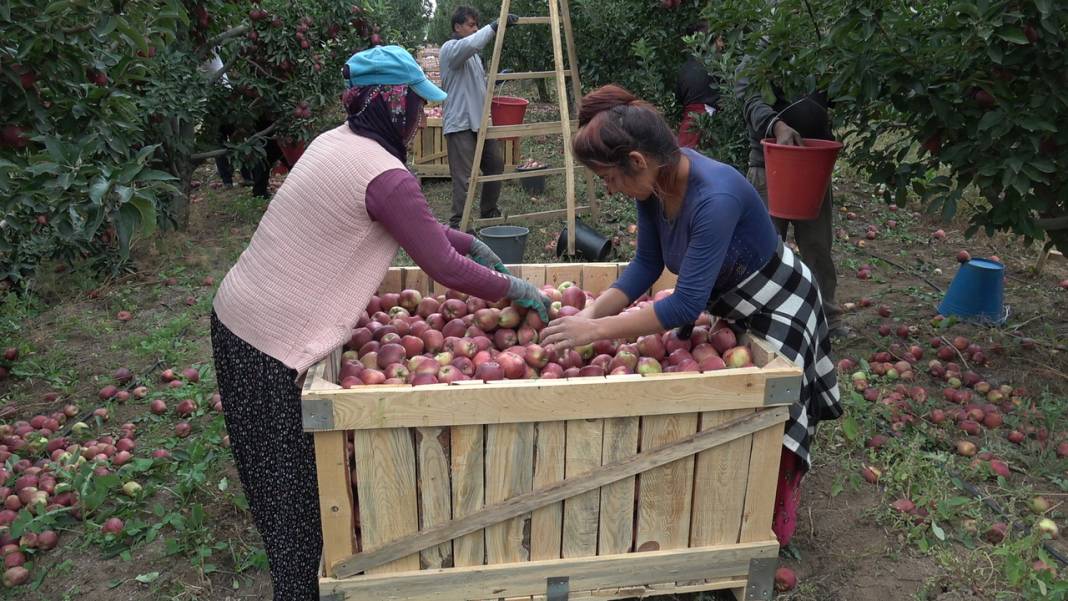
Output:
[573, 85, 679, 174]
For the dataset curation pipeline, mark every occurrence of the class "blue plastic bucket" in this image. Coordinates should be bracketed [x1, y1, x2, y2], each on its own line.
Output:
[937, 258, 1006, 324]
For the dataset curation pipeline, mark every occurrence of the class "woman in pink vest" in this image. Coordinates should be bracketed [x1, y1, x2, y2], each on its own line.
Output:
[210, 46, 549, 600]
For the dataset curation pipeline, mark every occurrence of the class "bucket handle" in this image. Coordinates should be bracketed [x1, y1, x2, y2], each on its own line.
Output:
[493, 68, 514, 98]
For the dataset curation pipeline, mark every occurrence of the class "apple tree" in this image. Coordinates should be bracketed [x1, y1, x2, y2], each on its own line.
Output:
[702, 0, 1068, 254]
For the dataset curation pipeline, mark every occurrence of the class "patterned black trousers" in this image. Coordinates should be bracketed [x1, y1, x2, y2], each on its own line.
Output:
[211, 312, 322, 600]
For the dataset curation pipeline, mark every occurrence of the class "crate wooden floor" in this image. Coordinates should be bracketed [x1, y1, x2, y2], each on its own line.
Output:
[303, 263, 801, 601]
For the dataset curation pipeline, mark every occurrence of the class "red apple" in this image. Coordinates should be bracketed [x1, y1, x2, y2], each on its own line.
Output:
[561, 286, 586, 309]
[475, 361, 504, 381]
[636, 357, 662, 375]
[957, 250, 971, 263]
[722, 345, 751, 369]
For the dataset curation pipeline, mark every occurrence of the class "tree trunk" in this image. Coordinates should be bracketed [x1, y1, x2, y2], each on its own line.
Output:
[536, 79, 550, 103]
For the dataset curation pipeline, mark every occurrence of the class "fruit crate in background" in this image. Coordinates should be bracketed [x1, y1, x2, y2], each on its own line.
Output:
[411, 117, 522, 181]
[303, 263, 801, 601]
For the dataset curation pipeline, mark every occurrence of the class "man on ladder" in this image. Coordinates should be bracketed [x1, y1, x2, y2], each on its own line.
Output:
[441, 6, 518, 229]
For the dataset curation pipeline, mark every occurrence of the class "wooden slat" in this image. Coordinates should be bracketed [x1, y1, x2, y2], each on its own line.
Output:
[738, 421, 784, 543]
[330, 408, 787, 577]
[320, 541, 778, 601]
[416, 427, 452, 569]
[580, 264, 618, 295]
[449, 425, 484, 567]
[402, 267, 430, 296]
[495, 70, 569, 80]
[484, 120, 580, 140]
[530, 420, 565, 560]
[315, 431, 356, 576]
[517, 264, 546, 287]
[377, 268, 404, 296]
[478, 166, 566, 182]
[597, 417, 638, 555]
[547, 578, 749, 601]
[515, 16, 551, 25]
[352, 428, 420, 573]
[473, 205, 591, 228]
[635, 413, 699, 553]
[485, 422, 534, 564]
[689, 409, 754, 548]
[562, 419, 603, 557]
[545, 264, 584, 289]
[649, 269, 678, 294]
[304, 365, 801, 430]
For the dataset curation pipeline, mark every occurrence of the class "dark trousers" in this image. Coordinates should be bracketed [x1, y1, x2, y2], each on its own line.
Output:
[251, 138, 287, 198]
[747, 166, 842, 327]
[446, 130, 504, 228]
[210, 313, 322, 600]
[215, 124, 235, 186]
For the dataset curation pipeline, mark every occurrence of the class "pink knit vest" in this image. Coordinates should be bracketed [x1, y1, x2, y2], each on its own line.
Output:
[213, 125, 402, 373]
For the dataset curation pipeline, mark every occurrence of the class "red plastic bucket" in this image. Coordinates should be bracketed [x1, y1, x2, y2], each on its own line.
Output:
[761, 138, 843, 220]
[491, 96, 529, 143]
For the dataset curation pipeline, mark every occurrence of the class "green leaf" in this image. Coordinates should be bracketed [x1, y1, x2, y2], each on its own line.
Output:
[134, 572, 160, 584]
[996, 27, 1029, 45]
[89, 178, 111, 205]
[95, 15, 118, 38]
[135, 169, 177, 182]
[1016, 116, 1057, 132]
[841, 416, 860, 442]
[218, 477, 229, 492]
[931, 520, 946, 541]
[977, 111, 1002, 132]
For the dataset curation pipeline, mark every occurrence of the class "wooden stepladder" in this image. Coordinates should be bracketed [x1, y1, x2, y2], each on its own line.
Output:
[458, 0, 597, 256]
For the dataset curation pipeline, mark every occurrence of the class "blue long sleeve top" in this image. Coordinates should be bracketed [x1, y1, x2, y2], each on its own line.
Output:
[613, 148, 779, 328]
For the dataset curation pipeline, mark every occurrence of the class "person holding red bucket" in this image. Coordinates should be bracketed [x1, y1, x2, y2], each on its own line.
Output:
[440, 6, 518, 228]
[736, 68, 847, 341]
[541, 85, 842, 552]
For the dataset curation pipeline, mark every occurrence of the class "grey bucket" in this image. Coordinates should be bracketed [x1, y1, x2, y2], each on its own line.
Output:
[479, 225, 530, 264]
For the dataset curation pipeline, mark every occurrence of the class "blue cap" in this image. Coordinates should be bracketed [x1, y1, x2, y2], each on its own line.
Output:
[343, 45, 446, 103]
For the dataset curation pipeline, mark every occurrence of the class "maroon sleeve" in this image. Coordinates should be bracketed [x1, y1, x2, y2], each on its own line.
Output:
[442, 223, 475, 255]
[365, 169, 509, 300]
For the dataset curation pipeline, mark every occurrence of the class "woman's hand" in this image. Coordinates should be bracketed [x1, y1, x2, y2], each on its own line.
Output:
[540, 315, 602, 350]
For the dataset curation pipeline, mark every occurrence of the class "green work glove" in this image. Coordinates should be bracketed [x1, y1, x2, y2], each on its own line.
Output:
[468, 238, 512, 275]
[505, 275, 551, 323]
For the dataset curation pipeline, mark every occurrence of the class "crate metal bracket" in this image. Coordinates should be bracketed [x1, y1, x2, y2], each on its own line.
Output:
[303, 398, 335, 431]
[547, 576, 569, 601]
[763, 375, 801, 406]
[744, 557, 777, 600]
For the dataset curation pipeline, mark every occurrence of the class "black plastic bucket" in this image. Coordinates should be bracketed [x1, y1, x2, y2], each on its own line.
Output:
[516, 164, 549, 195]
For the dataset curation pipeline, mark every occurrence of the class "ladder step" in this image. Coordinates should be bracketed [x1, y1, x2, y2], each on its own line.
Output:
[485, 120, 579, 140]
[477, 167, 569, 183]
[473, 206, 592, 228]
[495, 71, 570, 81]
[515, 16, 551, 25]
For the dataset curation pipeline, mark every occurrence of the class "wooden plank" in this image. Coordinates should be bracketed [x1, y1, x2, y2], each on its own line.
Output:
[515, 16, 551, 25]
[330, 408, 787, 577]
[635, 413, 699, 553]
[562, 418, 603, 558]
[517, 263, 546, 287]
[478, 166, 566, 182]
[597, 417, 638, 555]
[485, 120, 580, 140]
[473, 205, 591, 228]
[738, 420, 785, 543]
[546, 0, 577, 255]
[320, 541, 779, 601]
[352, 428, 420, 573]
[416, 427, 452, 569]
[377, 268, 404, 296]
[304, 365, 800, 430]
[495, 70, 569, 80]
[545, 264, 584, 289]
[580, 264, 618, 295]
[689, 409, 754, 548]
[402, 266, 430, 295]
[649, 269, 678, 294]
[530, 420, 565, 561]
[745, 334, 779, 368]
[314, 431, 356, 576]
[449, 425, 484, 567]
[484, 422, 535, 564]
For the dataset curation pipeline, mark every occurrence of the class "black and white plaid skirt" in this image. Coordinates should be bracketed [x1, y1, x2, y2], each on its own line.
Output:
[709, 240, 842, 469]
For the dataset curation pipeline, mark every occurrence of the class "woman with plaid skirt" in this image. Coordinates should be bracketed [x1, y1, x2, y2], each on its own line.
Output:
[541, 84, 842, 548]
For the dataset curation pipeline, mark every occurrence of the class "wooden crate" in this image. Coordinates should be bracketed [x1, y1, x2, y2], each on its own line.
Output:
[303, 263, 802, 601]
[412, 117, 522, 180]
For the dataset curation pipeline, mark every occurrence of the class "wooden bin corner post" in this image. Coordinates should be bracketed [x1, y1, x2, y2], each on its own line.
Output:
[304, 349, 356, 578]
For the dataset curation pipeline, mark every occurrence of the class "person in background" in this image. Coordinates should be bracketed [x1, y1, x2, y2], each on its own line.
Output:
[675, 25, 724, 149]
[210, 46, 549, 600]
[541, 85, 841, 551]
[735, 61, 846, 338]
[201, 50, 238, 188]
[440, 6, 518, 228]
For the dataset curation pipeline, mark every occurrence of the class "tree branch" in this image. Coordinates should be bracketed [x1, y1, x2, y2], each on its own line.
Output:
[196, 24, 251, 57]
[189, 122, 278, 161]
[1035, 215, 1068, 231]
